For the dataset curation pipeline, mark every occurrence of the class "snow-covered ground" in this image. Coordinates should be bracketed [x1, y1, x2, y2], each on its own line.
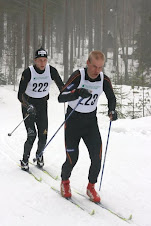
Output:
[0, 84, 151, 226]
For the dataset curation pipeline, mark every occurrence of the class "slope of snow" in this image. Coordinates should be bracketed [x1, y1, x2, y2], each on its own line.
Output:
[0, 84, 151, 226]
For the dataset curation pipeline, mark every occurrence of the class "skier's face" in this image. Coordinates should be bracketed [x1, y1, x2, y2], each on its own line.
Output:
[34, 57, 48, 70]
[87, 57, 104, 79]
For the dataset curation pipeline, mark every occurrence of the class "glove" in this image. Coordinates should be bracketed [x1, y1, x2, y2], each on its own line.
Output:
[76, 88, 91, 99]
[108, 110, 118, 121]
[27, 104, 36, 116]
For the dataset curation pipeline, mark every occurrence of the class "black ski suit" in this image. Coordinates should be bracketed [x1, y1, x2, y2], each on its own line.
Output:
[18, 65, 64, 162]
[58, 68, 116, 184]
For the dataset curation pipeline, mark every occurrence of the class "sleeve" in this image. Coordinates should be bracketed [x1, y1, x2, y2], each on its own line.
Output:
[50, 66, 64, 91]
[103, 74, 116, 111]
[17, 68, 31, 106]
[58, 70, 81, 103]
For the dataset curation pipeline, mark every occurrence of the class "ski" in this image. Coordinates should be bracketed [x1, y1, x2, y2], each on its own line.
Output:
[27, 170, 42, 182]
[18, 164, 42, 182]
[75, 190, 132, 223]
[29, 162, 58, 180]
[51, 186, 95, 215]
[37, 167, 58, 180]
[95, 202, 132, 223]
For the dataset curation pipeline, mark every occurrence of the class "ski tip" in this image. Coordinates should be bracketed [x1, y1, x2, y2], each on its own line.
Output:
[35, 177, 42, 182]
[55, 176, 59, 180]
[128, 214, 133, 220]
[39, 177, 42, 182]
[90, 209, 95, 215]
[51, 186, 58, 192]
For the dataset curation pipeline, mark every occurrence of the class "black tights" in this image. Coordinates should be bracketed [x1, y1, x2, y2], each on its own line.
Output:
[22, 102, 48, 162]
[61, 112, 102, 184]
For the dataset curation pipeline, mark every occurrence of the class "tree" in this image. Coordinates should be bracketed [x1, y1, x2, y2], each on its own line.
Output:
[63, 0, 69, 82]
[134, 0, 151, 84]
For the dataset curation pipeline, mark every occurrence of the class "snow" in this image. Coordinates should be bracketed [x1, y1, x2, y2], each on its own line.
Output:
[0, 84, 151, 226]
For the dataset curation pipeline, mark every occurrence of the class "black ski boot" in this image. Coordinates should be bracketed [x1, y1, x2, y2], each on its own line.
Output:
[20, 160, 29, 171]
[37, 155, 44, 168]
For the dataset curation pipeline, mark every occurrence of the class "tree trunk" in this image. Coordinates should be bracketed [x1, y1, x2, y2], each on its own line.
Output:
[25, 0, 30, 69]
[63, 0, 69, 82]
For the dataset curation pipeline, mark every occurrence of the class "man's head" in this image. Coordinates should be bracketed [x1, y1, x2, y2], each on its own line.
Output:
[34, 47, 48, 70]
[87, 51, 105, 79]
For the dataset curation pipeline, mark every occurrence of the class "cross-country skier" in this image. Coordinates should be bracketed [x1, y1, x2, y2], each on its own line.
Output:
[58, 50, 117, 203]
[18, 47, 64, 171]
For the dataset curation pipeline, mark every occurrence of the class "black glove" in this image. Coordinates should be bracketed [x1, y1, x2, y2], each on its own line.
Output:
[76, 88, 91, 99]
[27, 104, 36, 116]
[108, 110, 118, 121]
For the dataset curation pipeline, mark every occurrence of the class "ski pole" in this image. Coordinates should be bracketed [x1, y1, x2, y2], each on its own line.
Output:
[33, 98, 83, 162]
[8, 114, 29, 136]
[99, 120, 112, 191]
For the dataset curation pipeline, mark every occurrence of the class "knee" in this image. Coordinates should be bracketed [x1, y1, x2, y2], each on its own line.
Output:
[66, 148, 79, 166]
[27, 134, 37, 145]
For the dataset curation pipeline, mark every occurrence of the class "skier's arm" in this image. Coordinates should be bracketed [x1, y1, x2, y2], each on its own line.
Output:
[50, 66, 64, 91]
[103, 74, 116, 111]
[18, 68, 31, 107]
[58, 70, 81, 102]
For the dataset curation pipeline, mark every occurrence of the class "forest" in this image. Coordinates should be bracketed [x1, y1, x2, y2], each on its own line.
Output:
[0, 0, 151, 118]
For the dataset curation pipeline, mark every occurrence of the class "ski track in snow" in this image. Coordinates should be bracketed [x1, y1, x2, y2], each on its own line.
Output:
[0, 84, 151, 226]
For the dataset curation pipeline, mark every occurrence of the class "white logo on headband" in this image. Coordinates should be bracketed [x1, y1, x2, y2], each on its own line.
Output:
[38, 50, 46, 56]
